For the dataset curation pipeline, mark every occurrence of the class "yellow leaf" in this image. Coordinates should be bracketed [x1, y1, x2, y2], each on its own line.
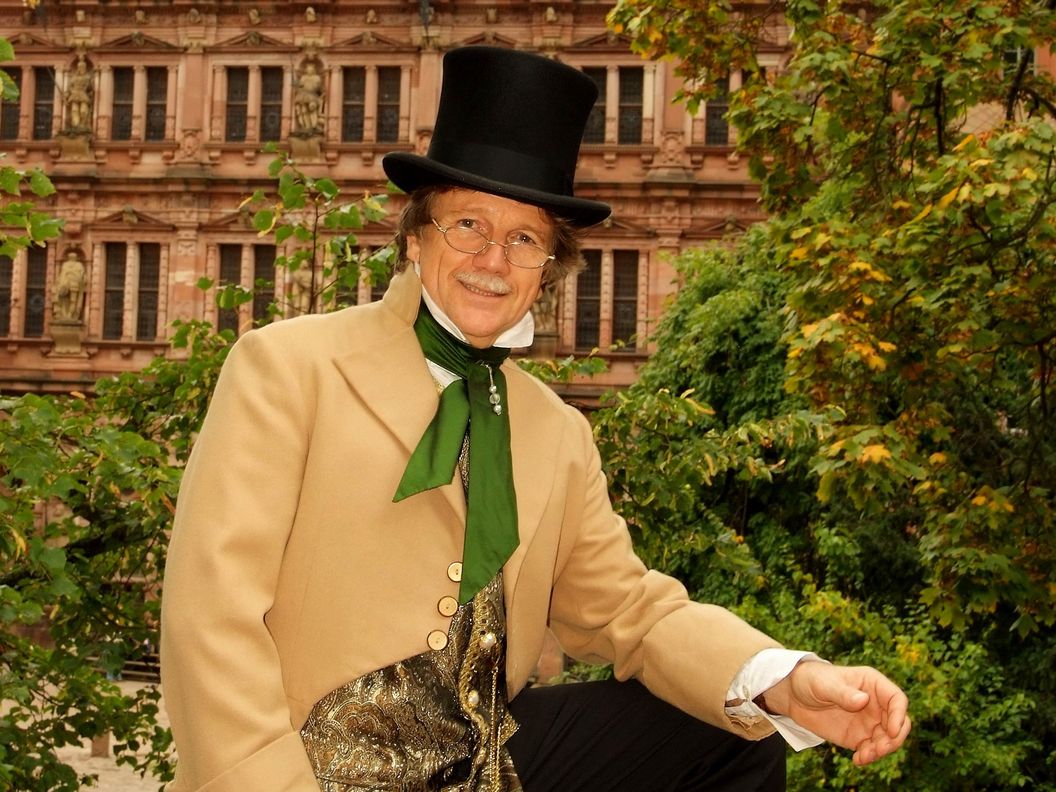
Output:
[859, 294, 875, 306]
[892, 199, 911, 209]
[849, 260, 874, 273]
[953, 133, 975, 152]
[970, 158, 994, 169]
[910, 204, 933, 223]
[12, 529, 27, 556]
[70, 390, 87, 399]
[878, 341, 897, 352]
[859, 444, 892, 463]
[814, 232, 832, 249]
[790, 247, 809, 260]
[801, 322, 819, 338]
[1022, 166, 1038, 181]
[938, 185, 960, 209]
[957, 183, 972, 202]
[971, 494, 987, 506]
[928, 452, 946, 465]
[790, 226, 813, 240]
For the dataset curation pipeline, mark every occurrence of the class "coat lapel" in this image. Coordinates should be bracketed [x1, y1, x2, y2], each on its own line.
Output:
[331, 270, 467, 524]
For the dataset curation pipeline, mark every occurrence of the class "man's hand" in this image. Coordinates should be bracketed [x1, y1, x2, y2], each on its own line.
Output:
[759, 661, 910, 766]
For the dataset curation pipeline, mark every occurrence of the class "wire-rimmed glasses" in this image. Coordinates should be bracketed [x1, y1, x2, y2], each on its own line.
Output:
[430, 218, 555, 270]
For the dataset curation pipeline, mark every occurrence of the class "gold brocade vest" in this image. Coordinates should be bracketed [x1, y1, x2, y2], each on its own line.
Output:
[299, 573, 521, 791]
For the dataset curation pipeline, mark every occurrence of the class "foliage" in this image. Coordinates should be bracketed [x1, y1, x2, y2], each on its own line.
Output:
[0, 39, 63, 259]
[604, 0, 1056, 787]
[223, 143, 394, 320]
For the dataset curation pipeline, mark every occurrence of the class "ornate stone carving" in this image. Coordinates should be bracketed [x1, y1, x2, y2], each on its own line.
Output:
[293, 59, 325, 135]
[64, 56, 93, 132]
[53, 248, 87, 323]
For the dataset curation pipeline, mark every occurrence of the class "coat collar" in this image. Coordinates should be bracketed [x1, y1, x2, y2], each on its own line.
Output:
[330, 268, 560, 592]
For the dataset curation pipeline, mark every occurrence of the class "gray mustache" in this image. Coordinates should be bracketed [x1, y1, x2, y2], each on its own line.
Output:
[455, 272, 512, 295]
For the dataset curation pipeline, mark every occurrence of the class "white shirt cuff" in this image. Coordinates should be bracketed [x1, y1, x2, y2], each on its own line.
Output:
[725, 648, 827, 751]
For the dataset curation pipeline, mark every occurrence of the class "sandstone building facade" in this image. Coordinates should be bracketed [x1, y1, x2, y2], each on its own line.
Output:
[0, 0, 782, 400]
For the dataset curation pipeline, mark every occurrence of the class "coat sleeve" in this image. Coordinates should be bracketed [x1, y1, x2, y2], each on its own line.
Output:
[160, 328, 321, 792]
[546, 407, 782, 740]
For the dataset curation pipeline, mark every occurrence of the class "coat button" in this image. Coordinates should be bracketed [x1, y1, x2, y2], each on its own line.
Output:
[437, 596, 458, 617]
[427, 630, 448, 651]
[447, 562, 463, 582]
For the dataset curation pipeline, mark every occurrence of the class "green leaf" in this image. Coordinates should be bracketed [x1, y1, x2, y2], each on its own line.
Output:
[196, 276, 214, 290]
[0, 167, 20, 196]
[28, 169, 55, 198]
[315, 178, 339, 201]
[0, 39, 14, 63]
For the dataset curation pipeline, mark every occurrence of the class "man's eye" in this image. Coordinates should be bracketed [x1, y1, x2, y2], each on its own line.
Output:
[454, 218, 479, 230]
[512, 232, 540, 246]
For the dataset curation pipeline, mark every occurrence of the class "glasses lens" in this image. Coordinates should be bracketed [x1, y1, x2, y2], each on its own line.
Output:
[444, 226, 489, 255]
[506, 242, 549, 269]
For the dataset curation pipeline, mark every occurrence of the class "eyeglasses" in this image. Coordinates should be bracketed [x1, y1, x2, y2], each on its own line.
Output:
[430, 218, 555, 270]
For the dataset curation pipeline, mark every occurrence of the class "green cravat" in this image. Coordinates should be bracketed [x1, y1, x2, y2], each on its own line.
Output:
[394, 305, 518, 603]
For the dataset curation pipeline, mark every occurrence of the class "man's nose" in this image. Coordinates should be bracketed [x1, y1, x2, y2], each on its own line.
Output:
[475, 240, 510, 271]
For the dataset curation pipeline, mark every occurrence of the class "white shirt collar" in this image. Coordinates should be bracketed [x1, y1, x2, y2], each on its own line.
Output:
[414, 263, 536, 349]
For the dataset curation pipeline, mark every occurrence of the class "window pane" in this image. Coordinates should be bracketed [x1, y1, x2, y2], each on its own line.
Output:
[103, 243, 127, 340]
[225, 67, 248, 142]
[33, 68, 54, 140]
[335, 246, 360, 308]
[145, 67, 167, 141]
[112, 67, 134, 140]
[0, 67, 21, 140]
[376, 67, 400, 143]
[582, 67, 606, 144]
[218, 244, 241, 334]
[575, 250, 602, 350]
[705, 76, 730, 146]
[612, 250, 638, 350]
[0, 255, 12, 336]
[136, 243, 160, 341]
[252, 244, 275, 323]
[24, 247, 47, 337]
[260, 67, 283, 142]
[342, 67, 365, 142]
[617, 67, 643, 145]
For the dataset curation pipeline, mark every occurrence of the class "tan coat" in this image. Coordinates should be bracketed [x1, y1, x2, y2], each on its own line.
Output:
[160, 269, 780, 792]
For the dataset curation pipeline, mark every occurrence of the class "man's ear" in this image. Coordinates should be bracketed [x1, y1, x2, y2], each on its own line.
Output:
[406, 234, 422, 263]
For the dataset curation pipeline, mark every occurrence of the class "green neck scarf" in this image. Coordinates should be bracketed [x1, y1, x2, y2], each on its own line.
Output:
[394, 305, 518, 603]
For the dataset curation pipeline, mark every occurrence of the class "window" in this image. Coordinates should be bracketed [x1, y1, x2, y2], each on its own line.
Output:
[32, 67, 54, 140]
[103, 243, 127, 340]
[225, 67, 249, 142]
[612, 250, 639, 350]
[0, 255, 12, 336]
[705, 76, 730, 146]
[370, 267, 390, 303]
[112, 67, 134, 140]
[145, 67, 167, 141]
[575, 250, 602, 350]
[252, 244, 275, 323]
[136, 243, 160, 341]
[24, 246, 47, 337]
[342, 68, 365, 142]
[582, 68, 606, 144]
[218, 243, 242, 333]
[1, 67, 21, 140]
[617, 67, 643, 145]
[1004, 47, 1036, 74]
[260, 67, 283, 142]
[334, 246, 360, 308]
[376, 67, 400, 143]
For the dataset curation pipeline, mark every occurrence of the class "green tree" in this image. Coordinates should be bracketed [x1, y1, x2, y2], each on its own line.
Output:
[604, 0, 1056, 787]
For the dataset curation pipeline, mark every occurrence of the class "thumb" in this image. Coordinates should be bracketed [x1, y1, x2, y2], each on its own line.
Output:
[811, 672, 870, 711]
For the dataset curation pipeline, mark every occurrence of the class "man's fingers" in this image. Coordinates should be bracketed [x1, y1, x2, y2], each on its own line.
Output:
[853, 712, 912, 766]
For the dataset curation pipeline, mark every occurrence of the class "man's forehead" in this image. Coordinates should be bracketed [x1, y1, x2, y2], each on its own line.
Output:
[433, 189, 553, 226]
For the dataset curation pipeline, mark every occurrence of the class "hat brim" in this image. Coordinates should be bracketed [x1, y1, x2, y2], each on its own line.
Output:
[383, 152, 611, 228]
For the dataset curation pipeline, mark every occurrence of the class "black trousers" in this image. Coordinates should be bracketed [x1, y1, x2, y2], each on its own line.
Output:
[506, 680, 787, 792]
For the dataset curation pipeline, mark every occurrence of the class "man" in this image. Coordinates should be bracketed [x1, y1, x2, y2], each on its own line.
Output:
[161, 46, 909, 791]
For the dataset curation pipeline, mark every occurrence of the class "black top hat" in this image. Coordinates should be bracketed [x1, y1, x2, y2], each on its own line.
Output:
[383, 46, 611, 228]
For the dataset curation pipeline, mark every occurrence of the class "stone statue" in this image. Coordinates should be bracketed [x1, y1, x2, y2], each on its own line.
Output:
[53, 249, 87, 322]
[65, 57, 94, 131]
[531, 279, 559, 335]
[305, 6, 317, 22]
[293, 61, 324, 135]
[289, 267, 314, 316]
